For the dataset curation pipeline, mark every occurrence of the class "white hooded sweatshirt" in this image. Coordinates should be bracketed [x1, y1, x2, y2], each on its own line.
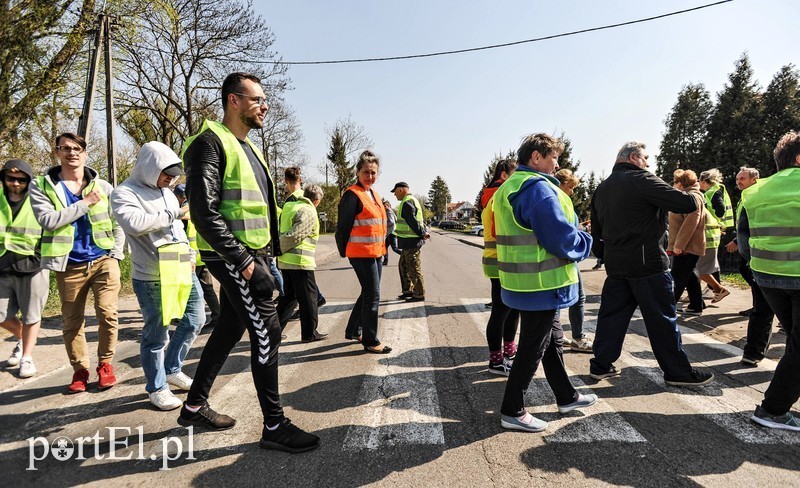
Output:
[110, 141, 194, 281]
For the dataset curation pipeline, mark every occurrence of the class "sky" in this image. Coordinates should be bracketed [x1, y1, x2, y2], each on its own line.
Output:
[255, 0, 797, 203]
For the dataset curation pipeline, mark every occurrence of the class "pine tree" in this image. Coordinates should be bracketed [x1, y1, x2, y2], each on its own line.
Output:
[428, 176, 451, 220]
[657, 83, 713, 180]
[556, 133, 592, 221]
[326, 128, 352, 196]
[474, 150, 516, 210]
[760, 64, 800, 174]
[700, 53, 763, 194]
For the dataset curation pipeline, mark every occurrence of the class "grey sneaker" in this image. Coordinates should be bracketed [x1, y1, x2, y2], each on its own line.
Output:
[558, 393, 598, 414]
[7, 341, 22, 367]
[570, 337, 593, 353]
[590, 365, 620, 381]
[711, 288, 730, 304]
[500, 413, 548, 433]
[751, 405, 800, 432]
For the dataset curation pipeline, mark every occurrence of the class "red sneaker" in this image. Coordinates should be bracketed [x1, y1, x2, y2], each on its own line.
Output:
[68, 369, 90, 393]
[96, 362, 117, 390]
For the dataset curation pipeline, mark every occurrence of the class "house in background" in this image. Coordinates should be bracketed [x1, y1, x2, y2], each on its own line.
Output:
[447, 201, 475, 221]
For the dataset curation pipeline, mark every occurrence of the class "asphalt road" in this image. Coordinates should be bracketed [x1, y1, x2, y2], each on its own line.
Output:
[1, 231, 798, 487]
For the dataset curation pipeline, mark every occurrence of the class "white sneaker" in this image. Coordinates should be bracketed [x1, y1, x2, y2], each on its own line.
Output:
[18, 357, 36, 378]
[571, 337, 594, 353]
[166, 371, 193, 390]
[149, 389, 182, 411]
[7, 341, 22, 367]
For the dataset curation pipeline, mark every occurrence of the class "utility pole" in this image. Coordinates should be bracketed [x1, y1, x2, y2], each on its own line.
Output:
[76, 13, 118, 185]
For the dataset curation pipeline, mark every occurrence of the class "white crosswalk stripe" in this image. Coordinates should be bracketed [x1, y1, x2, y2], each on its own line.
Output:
[461, 299, 647, 443]
[341, 300, 445, 450]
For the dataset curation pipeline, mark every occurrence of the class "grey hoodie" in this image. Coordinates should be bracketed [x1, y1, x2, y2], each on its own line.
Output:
[110, 142, 194, 281]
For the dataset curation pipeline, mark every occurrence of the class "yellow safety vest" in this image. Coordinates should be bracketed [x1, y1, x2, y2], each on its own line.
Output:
[481, 193, 499, 278]
[157, 242, 194, 326]
[0, 190, 42, 257]
[277, 196, 318, 270]
[394, 195, 424, 239]
[494, 171, 578, 292]
[741, 168, 800, 277]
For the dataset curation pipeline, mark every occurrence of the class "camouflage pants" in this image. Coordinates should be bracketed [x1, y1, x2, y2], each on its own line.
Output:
[399, 248, 425, 298]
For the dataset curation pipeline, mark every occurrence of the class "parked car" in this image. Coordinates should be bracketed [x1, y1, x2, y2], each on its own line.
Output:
[439, 220, 465, 230]
[469, 225, 484, 236]
[430, 220, 441, 227]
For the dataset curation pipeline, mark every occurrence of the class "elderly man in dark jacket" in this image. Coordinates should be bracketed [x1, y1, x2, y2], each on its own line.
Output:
[588, 141, 714, 387]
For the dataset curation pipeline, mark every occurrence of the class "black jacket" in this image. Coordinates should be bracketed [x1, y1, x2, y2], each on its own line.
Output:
[184, 129, 281, 272]
[590, 163, 697, 278]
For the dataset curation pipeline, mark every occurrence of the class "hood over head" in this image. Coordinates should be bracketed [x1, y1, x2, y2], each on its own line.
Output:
[130, 141, 182, 188]
[1, 159, 34, 180]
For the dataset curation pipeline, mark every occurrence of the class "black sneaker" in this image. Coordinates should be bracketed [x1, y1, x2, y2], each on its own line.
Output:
[589, 365, 620, 381]
[317, 297, 327, 307]
[260, 418, 320, 453]
[664, 369, 714, 387]
[741, 356, 761, 366]
[177, 403, 236, 431]
[751, 405, 800, 432]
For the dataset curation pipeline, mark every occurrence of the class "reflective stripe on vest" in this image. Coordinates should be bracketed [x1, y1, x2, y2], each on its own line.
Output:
[37, 176, 114, 257]
[345, 185, 387, 258]
[182, 120, 272, 252]
[705, 184, 734, 229]
[393, 195, 424, 239]
[186, 220, 204, 266]
[742, 168, 800, 276]
[158, 242, 194, 326]
[0, 190, 42, 257]
[494, 171, 578, 292]
[481, 193, 499, 278]
[277, 196, 319, 270]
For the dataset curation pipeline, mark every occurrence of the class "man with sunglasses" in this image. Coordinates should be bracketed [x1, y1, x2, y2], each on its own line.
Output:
[179, 72, 320, 453]
[29, 133, 125, 393]
[0, 159, 49, 378]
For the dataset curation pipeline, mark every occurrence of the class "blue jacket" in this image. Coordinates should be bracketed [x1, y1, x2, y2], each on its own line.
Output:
[501, 166, 593, 311]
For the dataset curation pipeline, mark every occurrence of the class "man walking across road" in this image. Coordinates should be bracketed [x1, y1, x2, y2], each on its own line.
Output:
[30, 133, 125, 393]
[589, 141, 714, 387]
[391, 182, 428, 302]
[0, 159, 49, 378]
[111, 142, 205, 410]
[739, 131, 800, 431]
[276, 184, 327, 342]
[180, 72, 319, 453]
[725, 167, 775, 366]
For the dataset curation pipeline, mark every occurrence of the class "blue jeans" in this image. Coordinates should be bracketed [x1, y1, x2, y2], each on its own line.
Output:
[133, 273, 204, 393]
[345, 257, 383, 347]
[590, 272, 693, 380]
[268, 257, 285, 296]
[567, 271, 586, 339]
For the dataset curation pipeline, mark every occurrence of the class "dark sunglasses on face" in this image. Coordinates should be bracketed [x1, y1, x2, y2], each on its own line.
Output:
[4, 175, 30, 184]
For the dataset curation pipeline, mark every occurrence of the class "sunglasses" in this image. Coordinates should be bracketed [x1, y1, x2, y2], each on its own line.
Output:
[4, 175, 30, 184]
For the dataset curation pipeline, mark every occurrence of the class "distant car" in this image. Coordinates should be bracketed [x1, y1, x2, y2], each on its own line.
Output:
[470, 225, 484, 236]
[439, 220, 465, 230]
[430, 220, 441, 227]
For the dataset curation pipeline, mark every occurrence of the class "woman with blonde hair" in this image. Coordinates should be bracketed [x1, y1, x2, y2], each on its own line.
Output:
[669, 170, 706, 315]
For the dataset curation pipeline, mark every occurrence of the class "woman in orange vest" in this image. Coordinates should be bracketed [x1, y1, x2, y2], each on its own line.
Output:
[335, 150, 391, 353]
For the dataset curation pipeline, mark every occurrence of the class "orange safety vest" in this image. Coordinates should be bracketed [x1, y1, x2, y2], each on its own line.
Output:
[345, 185, 388, 258]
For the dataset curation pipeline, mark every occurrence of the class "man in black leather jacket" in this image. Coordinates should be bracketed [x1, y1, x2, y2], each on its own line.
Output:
[588, 141, 714, 387]
[178, 72, 320, 454]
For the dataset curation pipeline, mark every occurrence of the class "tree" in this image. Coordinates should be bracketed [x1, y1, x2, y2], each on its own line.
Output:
[474, 149, 516, 210]
[0, 1, 95, 155]
[314, 183, 340, 231]
[556, 133, 593, 221]
[413, 193, 434, 222]
[428, 176, 451, 220]
[700, 53, 763, 193]
[326, 128, 350, 195]
[760, 64, 800, 174]
[321, 115, 372, 188]
[657, 83, 713, 180]
[112, 0, 289, 151]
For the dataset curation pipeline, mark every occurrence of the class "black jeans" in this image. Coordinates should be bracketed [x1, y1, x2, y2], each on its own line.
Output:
[670, 253, 703, 311]
[741, 260, 775, 360]
[196, 265, 220, 323]
[500, 310, 576, 417]
[486, 278, 519, 351]
[590, 272, 693, 380]
[345, 257, 383, 347]
[759, 286, 800, 415]
[276, 269, 320, 339]
[187, 256, 284, 425]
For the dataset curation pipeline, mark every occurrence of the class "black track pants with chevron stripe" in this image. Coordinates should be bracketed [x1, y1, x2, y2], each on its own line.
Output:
[187, 256, 284, 425]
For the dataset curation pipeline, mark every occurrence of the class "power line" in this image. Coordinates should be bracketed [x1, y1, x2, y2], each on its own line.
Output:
[268, 0, 733, 66]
